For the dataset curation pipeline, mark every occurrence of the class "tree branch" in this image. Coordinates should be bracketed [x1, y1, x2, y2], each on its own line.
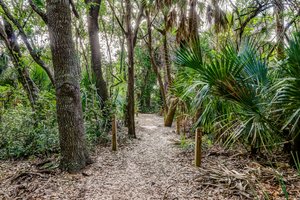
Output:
[0, 0, 55, 86]
[69, 0, 80, 19]
[153, 24, 165, 35]
[107, 0, 127, 35]
[266, 9, 300, 59]
[132, 2, 145, 46]
[28, 0, 48, 24]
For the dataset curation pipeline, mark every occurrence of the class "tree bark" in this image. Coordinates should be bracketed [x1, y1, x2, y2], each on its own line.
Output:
[123, 0, 144, 137]
[46, 0, 91, 172]
[188, 0, 198, 40]
[125, 0, 136, 138]
[164, 98, 178, 127]
[274, 0, 285, 59]
[176, 1, 188, 45]
[0, 19, 39, 107]
[85, 0, 108, 108]
[162, 19, 172, 87]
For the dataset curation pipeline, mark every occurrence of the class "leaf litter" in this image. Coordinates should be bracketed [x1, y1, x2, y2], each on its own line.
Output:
[0, 114, 299, 199]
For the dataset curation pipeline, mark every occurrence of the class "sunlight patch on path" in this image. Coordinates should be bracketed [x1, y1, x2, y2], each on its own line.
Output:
[140, 125, 158, 130]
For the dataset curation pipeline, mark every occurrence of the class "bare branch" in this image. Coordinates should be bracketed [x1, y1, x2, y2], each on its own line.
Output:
[107, 0, 127, 35]
[133, 3, 145, 46]
[69, 0, 80, 19]
[28, 0, 48, 24]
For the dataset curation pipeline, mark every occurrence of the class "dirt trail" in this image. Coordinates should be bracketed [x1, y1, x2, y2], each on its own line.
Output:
[80, 114, 194, 199]
[0, 114, 200, 200]
[2, 114, 299, 199]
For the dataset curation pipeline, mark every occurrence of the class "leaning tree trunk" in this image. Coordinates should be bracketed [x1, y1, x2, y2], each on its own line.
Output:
[1, 19, 38, 107]
[85, 0, 108, 108]
[176, 1, 188, 45]
[46, 0, 91, 172]
[146, 10, 168, 114]
[162, 12, 172, 88]
[274, 0, 285, 59]
[163, 34, 172, 87]
[164, 98, 178, 127]
[125, 0, 136, 138]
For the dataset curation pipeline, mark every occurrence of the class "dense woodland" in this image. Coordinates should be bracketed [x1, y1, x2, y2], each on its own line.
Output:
[0, 0, 300, 199]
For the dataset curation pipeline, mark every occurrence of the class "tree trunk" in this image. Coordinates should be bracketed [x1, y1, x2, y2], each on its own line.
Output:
[274, 0, 285, 59]
[164, 98, 178, 127]
[145, 10, 168, 114]
[125, 0, 136, 138]
[1, 19, 39, 107]
[46, 0, 91, 172]
[163, 28, 172, 87]
[176, 1, 188, 45]
[188, 0, 198, 40]
[100, 15, 114, 94]
[85, 0, 108, 108]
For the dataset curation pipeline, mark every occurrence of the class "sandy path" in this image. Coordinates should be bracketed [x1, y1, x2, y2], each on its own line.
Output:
[2, 114, 299, 199]
[80, 114, 194, 200]
[1, 114, 200, 200]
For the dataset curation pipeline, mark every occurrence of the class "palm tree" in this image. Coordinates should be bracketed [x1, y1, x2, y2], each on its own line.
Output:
[275, 33, 300, 159]
[175, 38, 281, 152]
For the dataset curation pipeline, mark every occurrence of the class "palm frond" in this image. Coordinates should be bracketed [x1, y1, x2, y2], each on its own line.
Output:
[175, 38, 205, 72]
[175, 37, 281, 151]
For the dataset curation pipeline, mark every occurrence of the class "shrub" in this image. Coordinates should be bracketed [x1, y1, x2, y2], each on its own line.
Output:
[0, 91, 58, 159]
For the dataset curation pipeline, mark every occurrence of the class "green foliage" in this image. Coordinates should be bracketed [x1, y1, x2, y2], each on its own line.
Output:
[81, 71, 111, 144]
[179, 135, 193, 150]
[0, 54, 17, 87]
[0, 53, 9, 75]
[0, 91, 58, 159]
[0, 67, 17, 87]
[33, 0, 44, 7]
[135, 47, 160, 113]
[0, 69, 117, 159]
[274, 33, 300, 135]
[175, 38, 284, 151]
[30, 65, 52, 90]
[278, 174, 289, 200]
[291, 152, 300, 176]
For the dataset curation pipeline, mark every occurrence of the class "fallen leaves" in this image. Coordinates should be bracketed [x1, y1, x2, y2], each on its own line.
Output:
[0, 114, 299, 200]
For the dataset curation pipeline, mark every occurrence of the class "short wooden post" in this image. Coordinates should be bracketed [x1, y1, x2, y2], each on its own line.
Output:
[183, 116, 186, 137]
[195, 128, 202, 167]
[112, 115, 117, 151]
[176, 116, 181, 135]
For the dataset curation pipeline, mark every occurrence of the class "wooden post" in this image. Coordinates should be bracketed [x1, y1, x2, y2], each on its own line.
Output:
[183, 116, 186, 137]
[112, 115, 117, 151]
[176, 116, 181, 134]
[195, 128, 202, 167]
